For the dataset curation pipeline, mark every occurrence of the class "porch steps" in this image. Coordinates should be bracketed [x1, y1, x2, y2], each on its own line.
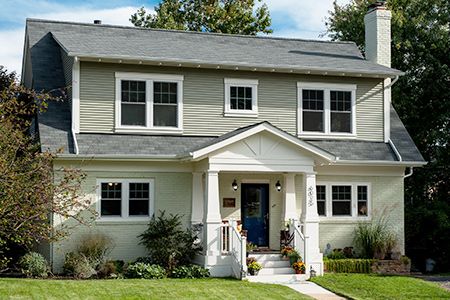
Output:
[247, 253, 309, 283]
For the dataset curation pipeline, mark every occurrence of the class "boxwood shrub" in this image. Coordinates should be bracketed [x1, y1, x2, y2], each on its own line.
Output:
[169, 264, 210, 278]
[125, 262, 166, 279]
[324, 258, 374, 273]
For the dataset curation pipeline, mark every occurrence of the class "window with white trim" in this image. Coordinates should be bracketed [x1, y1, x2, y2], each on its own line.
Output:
[224, 78, 258, 117]
[98, 179, 154, 219]
[298, 83, 356, 136]
[115, 73, 183, 133]
[316, 183, 370, 218]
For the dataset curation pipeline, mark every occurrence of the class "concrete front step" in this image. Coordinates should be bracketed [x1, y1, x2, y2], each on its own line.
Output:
[259, 260, 291, 268]
[258, 267, 295, 275]
[247, 274, 309, 284]
[248, 253, 284, 261]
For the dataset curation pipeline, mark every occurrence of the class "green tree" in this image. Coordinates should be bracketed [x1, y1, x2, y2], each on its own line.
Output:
[130, 0, 272, 35]
[0, 66, 94, 271]
[325, 0, 450, 271]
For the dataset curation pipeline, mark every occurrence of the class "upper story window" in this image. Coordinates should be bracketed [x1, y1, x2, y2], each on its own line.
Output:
[98, 179, 154, 221]
[316, 182, 370, 219]
[298, 83, 356, 137]
[115, 72, 184, 134]
[224, 78, 258, 117]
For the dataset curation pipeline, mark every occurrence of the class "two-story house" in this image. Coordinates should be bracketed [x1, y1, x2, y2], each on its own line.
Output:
[22, 1, 424, 279]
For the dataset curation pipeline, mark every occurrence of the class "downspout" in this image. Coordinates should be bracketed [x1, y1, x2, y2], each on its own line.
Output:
[385, 75, 399, 89]
[404, 167, 414, 178]
[72, 130, 79, 155]
[72, 56, 80, 155]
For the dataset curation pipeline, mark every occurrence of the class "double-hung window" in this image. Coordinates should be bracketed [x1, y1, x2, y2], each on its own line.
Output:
[98, 179, 154, 220]
[298, 83, 356, 136]
[115, 73, 183, 133]
[316, 182, 370, 219]
[224, 78, 258, 117]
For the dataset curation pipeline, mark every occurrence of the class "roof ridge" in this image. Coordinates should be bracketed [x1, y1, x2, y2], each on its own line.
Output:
[25, 18, 356, 45]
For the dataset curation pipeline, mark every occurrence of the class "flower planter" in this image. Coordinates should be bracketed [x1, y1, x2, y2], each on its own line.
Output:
[289, 257, 298, 265]
[248, 269, 259, 276]
[294, 270, 305, 274]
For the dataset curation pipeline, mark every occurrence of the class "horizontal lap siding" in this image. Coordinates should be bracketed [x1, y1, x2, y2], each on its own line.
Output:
[79, 62, 384, 141]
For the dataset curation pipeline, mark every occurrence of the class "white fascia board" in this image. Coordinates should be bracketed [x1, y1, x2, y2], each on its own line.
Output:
[55, 154, 179, 161]
[334, 159, 427, 167]
[190, 123, 336, 162]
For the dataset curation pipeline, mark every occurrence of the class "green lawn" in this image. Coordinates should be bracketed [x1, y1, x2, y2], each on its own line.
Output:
[311, 273, 450, 300]
[0, 278, 311, 300]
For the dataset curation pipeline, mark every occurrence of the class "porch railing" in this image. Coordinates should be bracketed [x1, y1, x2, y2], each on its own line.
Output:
[289, 219, 308, 271]
[220, 223, 247, 279]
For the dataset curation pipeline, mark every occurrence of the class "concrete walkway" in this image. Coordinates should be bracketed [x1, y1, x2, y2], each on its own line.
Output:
[284, 281, 346, 300]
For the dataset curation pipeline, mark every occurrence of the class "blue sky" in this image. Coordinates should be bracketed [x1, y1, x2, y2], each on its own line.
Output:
[0, 0, 350, 75]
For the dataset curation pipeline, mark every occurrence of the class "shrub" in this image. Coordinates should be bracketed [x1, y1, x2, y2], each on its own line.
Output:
[327, 249, 347, 260]
[77, 234, 113, 269]
[139, 211, 201, 270]
[18, 252, 49, 278]
[63, 252, 96, 279]
[353, 217, 397, 259]
[125, 262, 166, 279]
[97, 260, 124, 278]
[400, 255, 411, 266]
[324, 258, 374, 273]
[169, 264, 210, 278]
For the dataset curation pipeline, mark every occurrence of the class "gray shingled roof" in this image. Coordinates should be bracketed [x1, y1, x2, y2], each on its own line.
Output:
[26, 18, 402, 78]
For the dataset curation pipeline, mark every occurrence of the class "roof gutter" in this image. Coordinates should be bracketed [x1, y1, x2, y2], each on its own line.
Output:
[333, 159, 427, 167]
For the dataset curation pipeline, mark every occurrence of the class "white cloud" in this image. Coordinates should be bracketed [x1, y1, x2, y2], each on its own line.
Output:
[0, 6, 143, 76]
[266, 0, 351, 39]
[0, 29, 25, 75]
[31, 6, 141, 26]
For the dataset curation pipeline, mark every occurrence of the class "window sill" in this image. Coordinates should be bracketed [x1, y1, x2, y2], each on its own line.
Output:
[115, 127, 183, 135]
[224, 111, 258, 118]
[95, 217, 150, 225]
[318, 216, 371, 224]
[298, 133, 357, 140]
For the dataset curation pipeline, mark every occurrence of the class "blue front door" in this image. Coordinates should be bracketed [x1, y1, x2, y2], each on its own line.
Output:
[242, 184, 269, 247]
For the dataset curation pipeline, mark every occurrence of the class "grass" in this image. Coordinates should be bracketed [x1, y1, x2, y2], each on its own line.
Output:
[0, 278, 312, 300]
[311, 273, 450, 300]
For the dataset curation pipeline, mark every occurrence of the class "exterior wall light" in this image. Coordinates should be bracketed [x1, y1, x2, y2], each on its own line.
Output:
[232, 179, 238, 191]
[275, 180, 282, 192]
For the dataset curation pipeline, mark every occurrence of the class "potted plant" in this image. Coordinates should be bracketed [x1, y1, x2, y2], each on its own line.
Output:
[280, 246, 293, 260]
[247, 261, 262, 276]
[246, 242, 257, 255]
[288, 249, 301, 266]
[292, 261, 306, 274]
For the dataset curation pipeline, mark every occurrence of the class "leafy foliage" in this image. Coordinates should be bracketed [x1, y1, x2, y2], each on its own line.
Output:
[139, 211, 202, 271]
[0, 66, 93, 271]
[325, 0, 450, 271]
[324, 258, 374, 273]
[169, 264, 210, 278]
[125, 262, 166, 279]
[353, 217, 397, 259]
[130, 0, 272, 35]
[18, 252, 49, 278]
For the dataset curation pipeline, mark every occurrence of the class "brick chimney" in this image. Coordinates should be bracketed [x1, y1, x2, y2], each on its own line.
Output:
[364, 1, 391, 67]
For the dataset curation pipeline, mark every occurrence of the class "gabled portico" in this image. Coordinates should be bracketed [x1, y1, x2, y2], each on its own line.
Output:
[189, 122, 332, 277]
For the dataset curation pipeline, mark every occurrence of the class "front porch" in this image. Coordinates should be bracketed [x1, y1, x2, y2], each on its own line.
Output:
[188, 124, 331, 278]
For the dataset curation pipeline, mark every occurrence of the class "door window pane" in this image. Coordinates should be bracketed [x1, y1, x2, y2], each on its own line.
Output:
[332, 185, 351, 216]
[101, 183, 122, 216]
[129, 183, 150, 216]
[302, 89, 324, 132]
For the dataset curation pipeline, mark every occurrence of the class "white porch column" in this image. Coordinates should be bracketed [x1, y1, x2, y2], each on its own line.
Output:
[283, 173, 298, 221]
[203, 170, 222, 257]
[301, 173, 324, 275]
[191, 172, 204, 224]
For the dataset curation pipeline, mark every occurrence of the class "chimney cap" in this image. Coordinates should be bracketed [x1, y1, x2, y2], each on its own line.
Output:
[93, 20, 102, 25]
[368, 0, 387, 11]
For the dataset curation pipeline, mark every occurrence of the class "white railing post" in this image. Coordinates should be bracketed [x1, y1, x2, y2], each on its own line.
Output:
[241, 235, 247, 278]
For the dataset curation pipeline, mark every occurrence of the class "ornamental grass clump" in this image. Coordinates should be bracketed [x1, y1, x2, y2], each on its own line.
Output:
[353, 216, 397, 259]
